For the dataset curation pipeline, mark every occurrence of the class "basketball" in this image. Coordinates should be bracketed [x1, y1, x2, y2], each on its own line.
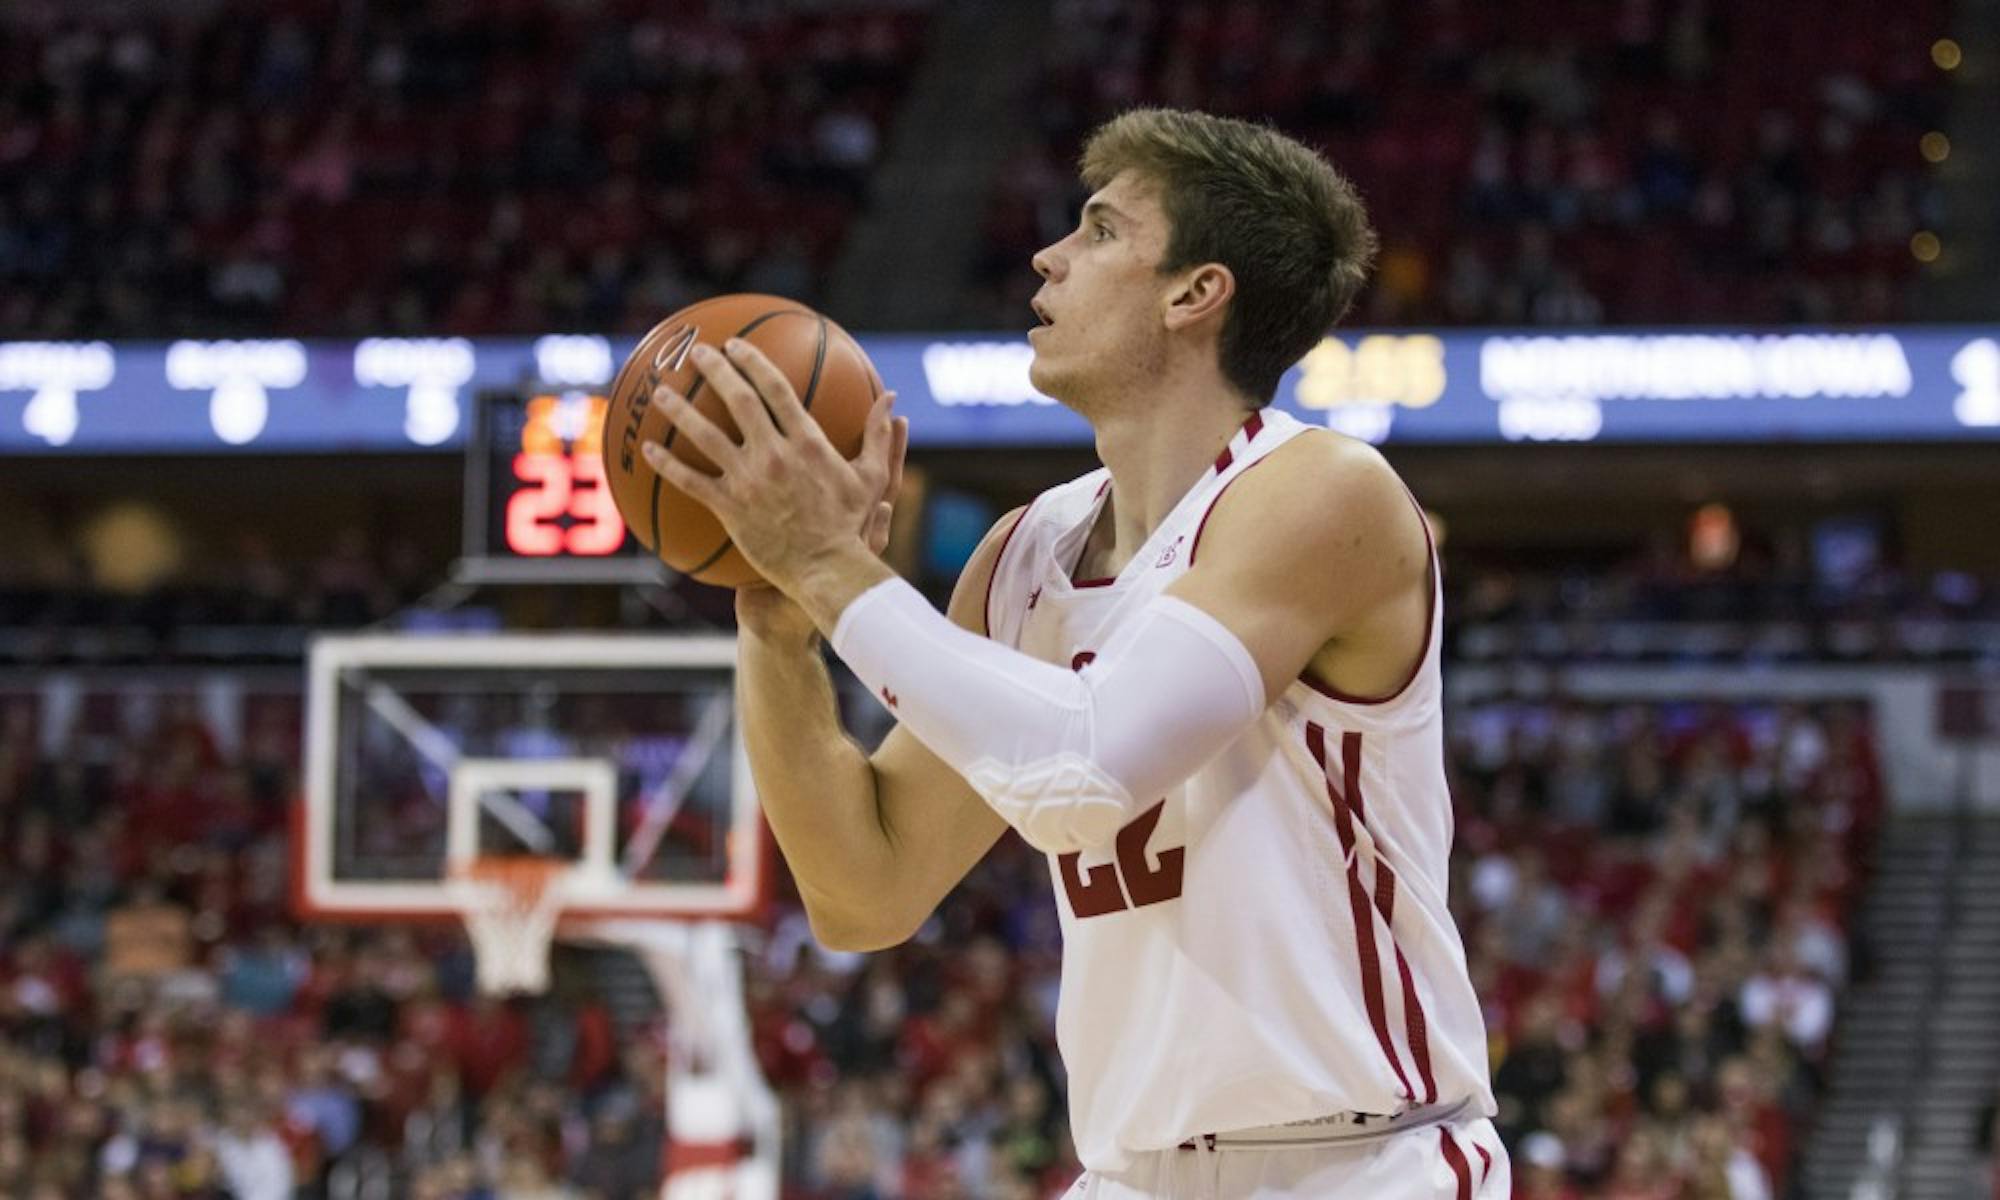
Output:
[599, 293, 884, 588]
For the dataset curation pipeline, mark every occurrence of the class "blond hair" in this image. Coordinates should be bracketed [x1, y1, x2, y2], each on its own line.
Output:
[1081, 108, 1377, 403]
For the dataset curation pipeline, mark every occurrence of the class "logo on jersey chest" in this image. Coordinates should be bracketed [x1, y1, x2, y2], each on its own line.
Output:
[1154, 535, 1185, 569]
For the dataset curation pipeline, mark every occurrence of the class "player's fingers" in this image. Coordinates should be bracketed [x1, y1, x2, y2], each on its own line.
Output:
[884, 414, 909, 504]
[854, 390, 896, 482]
[864, 500, 894, 555]
[651, 384, 740, 466]
[688, 343, 774, 447]
[721, 338, 808, 439]
[640, 441, 727, 508]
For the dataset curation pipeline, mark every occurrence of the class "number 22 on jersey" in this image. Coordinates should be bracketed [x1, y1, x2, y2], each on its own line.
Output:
[1058, 649, 1187, 918]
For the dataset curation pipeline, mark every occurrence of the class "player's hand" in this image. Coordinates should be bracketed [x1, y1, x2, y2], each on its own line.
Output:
[643, 338, 906, 601]
[736, 407, 907, 644]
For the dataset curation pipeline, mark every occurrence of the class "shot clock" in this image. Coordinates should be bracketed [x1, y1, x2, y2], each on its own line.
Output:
[458, 388, 662, 584]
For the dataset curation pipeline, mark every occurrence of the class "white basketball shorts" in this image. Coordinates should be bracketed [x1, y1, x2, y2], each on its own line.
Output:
[1059, 1113, 1510, 1200]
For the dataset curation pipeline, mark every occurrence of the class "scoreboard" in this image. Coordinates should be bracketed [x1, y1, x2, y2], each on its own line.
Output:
[4, 329, 1998, 454]
[459, 388, 661, 584]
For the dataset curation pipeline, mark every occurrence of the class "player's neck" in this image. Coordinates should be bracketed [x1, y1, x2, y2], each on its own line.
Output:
[1089, 391, 1255, 561]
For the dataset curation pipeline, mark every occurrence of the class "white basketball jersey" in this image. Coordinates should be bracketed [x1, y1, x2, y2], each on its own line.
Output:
[983, 410, 1496, 1173]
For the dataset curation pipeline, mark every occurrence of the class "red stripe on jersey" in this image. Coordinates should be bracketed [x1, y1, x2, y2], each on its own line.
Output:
[1341, 851, 1411, 1102]
[1473, 1142, 1493, 1184]
[1209, 411, 1265, 475]
[1306, 722, 1415, 1103]
[1344, 729, 1368, 824]
[1440, 1129, 1474, 1200]
[1376, 869, 1439, 1104]
[1303, 718, 1327, 774]
[1318, 724, 1439, 1104]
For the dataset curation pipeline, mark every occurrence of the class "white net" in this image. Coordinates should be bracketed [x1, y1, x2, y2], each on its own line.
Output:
[447, 856, 576, 995]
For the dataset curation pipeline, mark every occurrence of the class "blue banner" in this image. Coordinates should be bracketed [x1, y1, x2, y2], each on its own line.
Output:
[2, 327, 1997, 453]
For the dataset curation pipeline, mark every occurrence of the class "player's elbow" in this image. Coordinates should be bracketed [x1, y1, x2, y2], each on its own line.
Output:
[812, 921, 914, 954]
[967, 754, 1135, 854]
[804, 898, 923, 954]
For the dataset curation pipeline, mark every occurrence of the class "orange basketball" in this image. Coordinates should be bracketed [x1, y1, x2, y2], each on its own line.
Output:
[600, 294, 883, 588]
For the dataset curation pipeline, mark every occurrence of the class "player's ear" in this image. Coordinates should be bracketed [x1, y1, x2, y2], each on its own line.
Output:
[1163, 262, 1234, 333]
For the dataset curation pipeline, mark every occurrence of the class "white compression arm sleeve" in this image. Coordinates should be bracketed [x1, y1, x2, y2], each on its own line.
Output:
[830, 577, 1266, 853]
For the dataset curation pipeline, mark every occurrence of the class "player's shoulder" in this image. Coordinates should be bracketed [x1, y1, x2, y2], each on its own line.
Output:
[1228, 426, 1409, 523]
[945, 502, 1031, 635]
[1194, 427, 1422, 570]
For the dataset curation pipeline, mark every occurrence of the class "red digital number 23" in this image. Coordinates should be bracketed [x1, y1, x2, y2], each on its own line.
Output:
[506, 452, 625, 556]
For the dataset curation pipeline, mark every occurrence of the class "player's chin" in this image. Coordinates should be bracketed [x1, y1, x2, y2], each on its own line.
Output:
[1026, 352, 1060, 399]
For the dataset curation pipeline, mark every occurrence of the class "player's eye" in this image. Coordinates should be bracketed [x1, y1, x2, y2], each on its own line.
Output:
[1090, 221, 1113, 243]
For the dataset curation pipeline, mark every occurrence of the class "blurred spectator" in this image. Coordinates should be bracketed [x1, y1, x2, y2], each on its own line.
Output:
[1448, 541, 1999, 666]
[101, 882, 193, 982]
[1737, 946, 1836, 1058]
[0, 665, 1883, 1195]
[567, 1099, 658, 1200]
[973, 0, 1948, 327]
[0, 0, 935, 337]
[2, 515, 1992, 669]
[219, 925, 309, 1017]
[213, 1104, 293, 1200]
[1461, 695, 1878, 1197]
[1518, 1131, 1582, 1200]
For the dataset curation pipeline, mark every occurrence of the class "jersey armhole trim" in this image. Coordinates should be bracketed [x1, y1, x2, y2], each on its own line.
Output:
[980, 503, 1034, 638]
[1299, 489, 1438, 707]
[1187, 452, 1279, 566]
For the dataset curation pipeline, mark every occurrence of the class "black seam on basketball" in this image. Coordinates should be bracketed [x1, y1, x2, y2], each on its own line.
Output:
[648, 460, 661, 552]
[649, 400, 685, 554]
[803, 315, 828, 411]
[828, 325, 876, 403]
[684, 535, 736, 579]
[658, 307, 808, 576]
[630, 294, 772, 549]
[733, 313, 823, 427]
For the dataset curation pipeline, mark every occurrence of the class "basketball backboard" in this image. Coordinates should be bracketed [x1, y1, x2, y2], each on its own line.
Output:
[298, 633, 766, 925]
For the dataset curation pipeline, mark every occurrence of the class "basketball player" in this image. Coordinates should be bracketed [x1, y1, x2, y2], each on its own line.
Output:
[641, 108, 1509, 1199]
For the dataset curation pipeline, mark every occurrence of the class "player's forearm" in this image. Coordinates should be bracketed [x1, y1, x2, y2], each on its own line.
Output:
[736, 622, 897, 942]
[828, 577, 1266, 854]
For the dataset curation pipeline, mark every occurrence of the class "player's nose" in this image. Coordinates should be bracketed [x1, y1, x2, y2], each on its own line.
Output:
[1031, 242, 1064, 283]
